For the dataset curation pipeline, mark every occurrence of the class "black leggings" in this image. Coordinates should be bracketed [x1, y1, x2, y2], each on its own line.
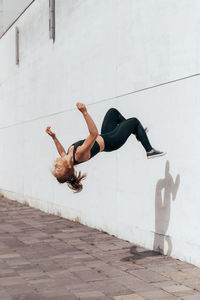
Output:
[100, 108, 152, 152]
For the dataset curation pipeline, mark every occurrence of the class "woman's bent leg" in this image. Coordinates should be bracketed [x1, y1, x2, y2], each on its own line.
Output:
[101, 108, 126, 134]
[135, 121, 152, 152]
[103, 117, 152, 152]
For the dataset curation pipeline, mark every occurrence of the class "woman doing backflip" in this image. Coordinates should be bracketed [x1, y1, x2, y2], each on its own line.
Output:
[46, 103, 165, 192]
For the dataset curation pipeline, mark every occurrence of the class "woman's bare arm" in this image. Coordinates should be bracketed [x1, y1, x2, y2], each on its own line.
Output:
[77, 103, 98, 136]
[76, 103, 98, 153]
[46, 126, 66, 157]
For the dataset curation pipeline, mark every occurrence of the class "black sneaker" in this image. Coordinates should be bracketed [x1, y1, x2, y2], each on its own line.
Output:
[147, 149, 166, 159]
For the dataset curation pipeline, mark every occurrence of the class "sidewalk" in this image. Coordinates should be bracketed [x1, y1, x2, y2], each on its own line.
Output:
[0, 196, 200, 300]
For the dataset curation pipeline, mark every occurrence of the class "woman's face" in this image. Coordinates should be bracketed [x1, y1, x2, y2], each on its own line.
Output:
[53, 154, 74, 178]
[54, 157, 67, 177]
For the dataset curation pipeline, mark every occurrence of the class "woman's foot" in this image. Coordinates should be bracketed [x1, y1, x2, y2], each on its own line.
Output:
[147, 149, 166, 159]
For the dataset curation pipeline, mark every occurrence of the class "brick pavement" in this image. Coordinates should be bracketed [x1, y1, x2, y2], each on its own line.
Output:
[0, 195, 200, 300]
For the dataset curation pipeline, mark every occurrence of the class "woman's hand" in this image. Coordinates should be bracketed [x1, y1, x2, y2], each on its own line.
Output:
[46, 126, 56, 138]
[76, 102, 87, 114]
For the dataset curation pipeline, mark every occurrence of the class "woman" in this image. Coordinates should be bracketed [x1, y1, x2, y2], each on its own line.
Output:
[46, 103, 165, 192]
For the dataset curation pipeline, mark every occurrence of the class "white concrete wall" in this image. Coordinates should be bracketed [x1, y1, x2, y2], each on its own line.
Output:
[0, 0, 200, 266]
[0, 0, 3, 34]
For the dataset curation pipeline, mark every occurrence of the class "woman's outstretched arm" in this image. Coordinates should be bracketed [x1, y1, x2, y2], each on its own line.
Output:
[46, 126, 66, 157]
[76, 103, 98, 137]
[76, 102, 98, 153]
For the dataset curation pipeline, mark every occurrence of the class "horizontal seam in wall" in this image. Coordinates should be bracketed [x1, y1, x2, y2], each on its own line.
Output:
[0, 72, 200, 131]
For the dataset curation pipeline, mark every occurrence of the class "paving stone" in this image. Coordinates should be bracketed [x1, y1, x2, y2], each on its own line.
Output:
[44, 296, 78, 300]
[0, 268, 18, 277]
[95, 297, 112, 300]
[113, 262, 145, 271]
[73, 269, 107, 281]
[173, 290, 200, 298]
[147, 264, 177, 273]
[96, 243, 124, 251]
[3, 284, 39, 297]
[152, 280, 178, 288]
[12, 295, 45, 300]
[0, 253, 21, 259]
[0, 276, 26, 286]
[114, 275, 157, 292]
[68, 282, 98, 293]
[0, 289, 12, 300]
[19, 271, 49, 279]
[181, 267, 200, 278]
[162, 284, 193, 293]
[72, 254, 97, 263]
[93, 281, 134, 296]
[182, 295, 200, 300]
[66, 265, 91, 272]
[128, 269, 169, 283]
[163, 270, 190, 281]
[176, 263, 198, 269]
[153, 297, 179, 300]
[4, 238, 25, 248]
[0, 295, 12, 300]
[40, 286, 74, 298]
[138, 289, 173, 299]
[0, 224, 22, 232]
[28, 278, 55, 285]
[182, 278, 200, 291]
[113, 294, 145, 300]
[37, 274, 83, 290]
[0, 242, 8, 249]
[6, 257, 30, 267]
[74, 290, 106, 298]
[85, 261, 129, 278]
[36, 262, 62, 272]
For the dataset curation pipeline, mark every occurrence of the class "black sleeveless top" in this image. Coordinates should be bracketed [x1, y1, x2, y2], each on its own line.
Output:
[71, 140, 100, 165]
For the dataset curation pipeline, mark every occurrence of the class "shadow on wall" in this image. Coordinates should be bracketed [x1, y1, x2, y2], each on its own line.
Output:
[153, 160, 180, 255]
[121, 160, 180, 263]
